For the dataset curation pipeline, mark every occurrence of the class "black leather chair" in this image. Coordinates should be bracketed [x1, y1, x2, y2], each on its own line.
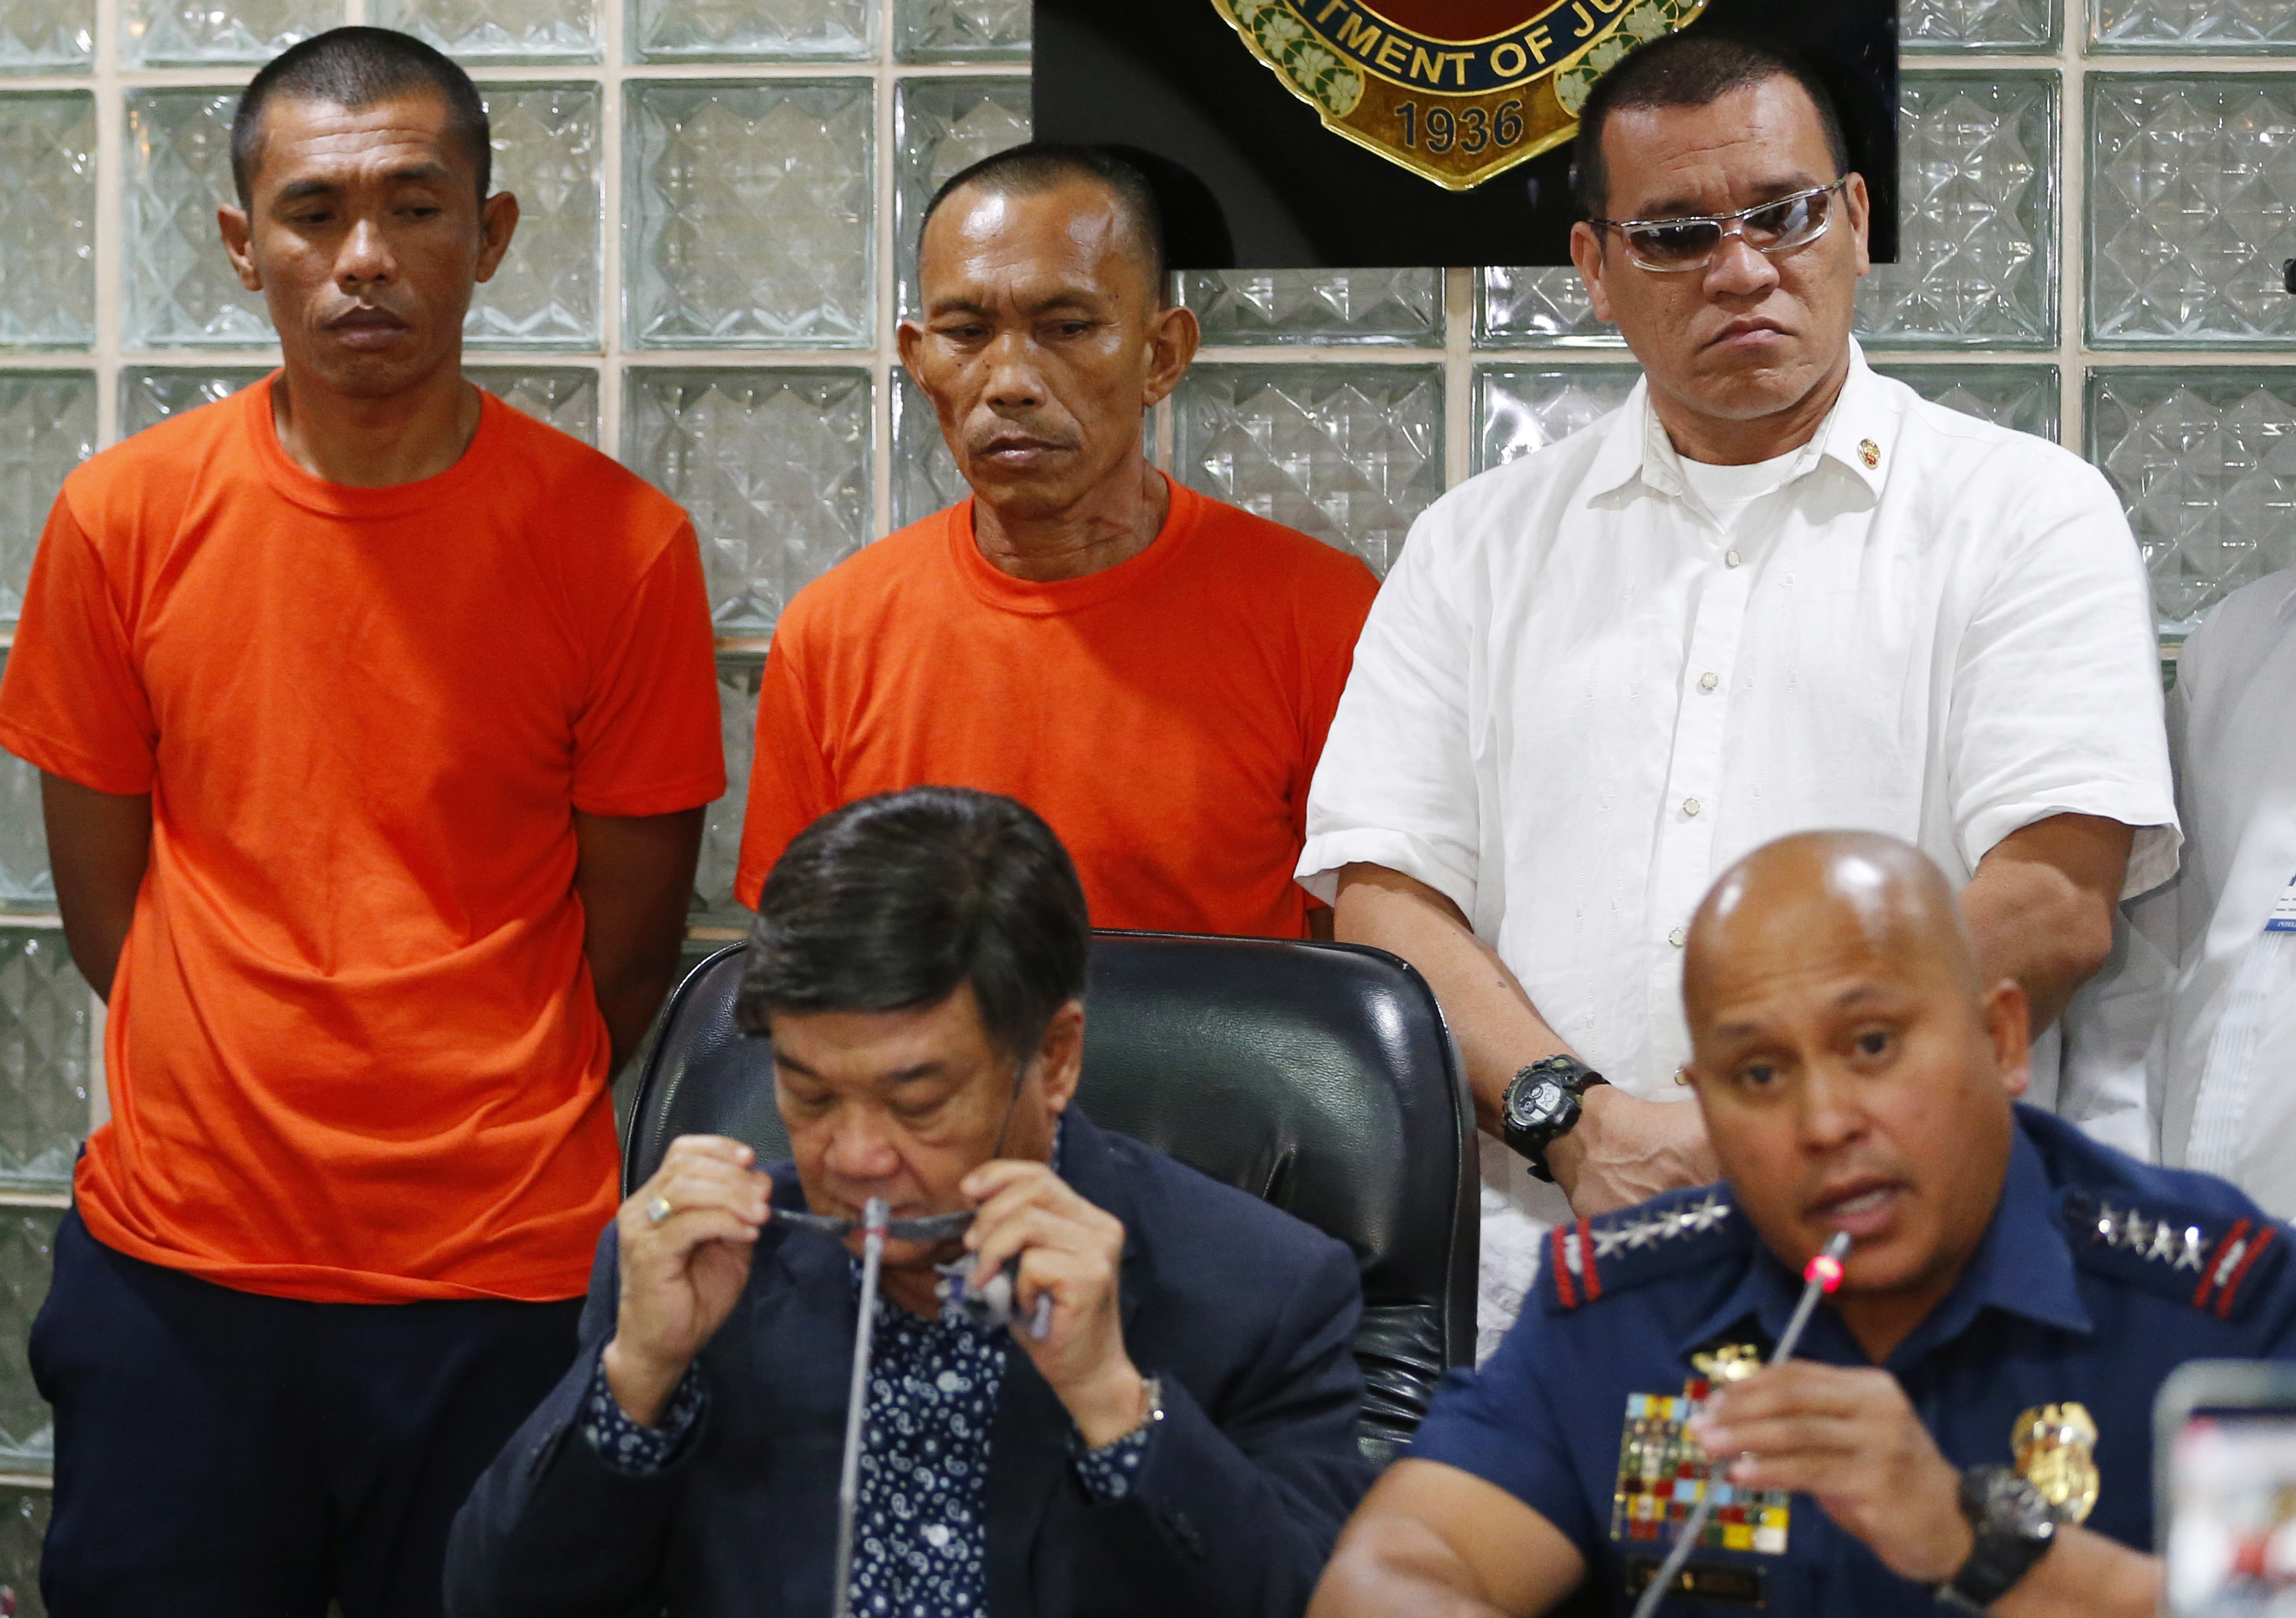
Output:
[623, 930, 1479, 1465]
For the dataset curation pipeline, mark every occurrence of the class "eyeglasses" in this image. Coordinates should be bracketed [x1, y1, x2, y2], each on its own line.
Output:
[1592, 181, 1849, 273]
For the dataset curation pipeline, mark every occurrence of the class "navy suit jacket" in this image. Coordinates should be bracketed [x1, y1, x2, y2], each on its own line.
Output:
[445, 1109, 1373, 1618]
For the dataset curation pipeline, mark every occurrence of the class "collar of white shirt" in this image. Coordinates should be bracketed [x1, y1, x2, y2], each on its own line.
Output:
[1583, 339, 1893, 514]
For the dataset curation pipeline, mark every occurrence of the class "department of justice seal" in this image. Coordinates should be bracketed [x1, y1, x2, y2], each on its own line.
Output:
[1210, 0, 1712, 191]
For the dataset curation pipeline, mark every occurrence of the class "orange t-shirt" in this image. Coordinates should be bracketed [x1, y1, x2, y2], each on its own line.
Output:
[734, 477, 1378, 938]
[0, 377, 725, 1304]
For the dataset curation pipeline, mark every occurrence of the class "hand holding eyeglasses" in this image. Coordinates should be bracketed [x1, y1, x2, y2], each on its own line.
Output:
[957, 1158, 1150, 1448]
[607, 1134, 775, 1426]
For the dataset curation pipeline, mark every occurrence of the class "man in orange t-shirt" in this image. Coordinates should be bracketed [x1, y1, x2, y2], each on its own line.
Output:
[0, 31, 721, 1618]
[735, 146, 1378, 939]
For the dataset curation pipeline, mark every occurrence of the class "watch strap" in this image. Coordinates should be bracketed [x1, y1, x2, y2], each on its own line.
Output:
[1937, 1467, 2056, 1612]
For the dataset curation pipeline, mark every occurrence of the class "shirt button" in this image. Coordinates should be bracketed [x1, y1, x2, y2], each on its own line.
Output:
[1697, 672, 1718, 692]
[1683, 797, 1702, 817]
[1724, 550, 1742, 568]
[1668, 927, 1687, 948]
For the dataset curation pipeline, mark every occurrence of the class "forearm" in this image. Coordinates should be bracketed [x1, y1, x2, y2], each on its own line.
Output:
[1309, 1518, 1511, 1618]
[601, 1332, 693, 1427]
[1333, 864, 1570, 1133]
[1960, 866, 2097, 1036]
[1962, 813, 2133, 1034]
[40, 772, 152, 1002]
[586, 950, 683, 1075]
[573, 807, 705, 1071]
[1994, 1527, 2162, 1618]
[56, 901, 134, 1007]
[1332, 862, 1712, 1212]
[1309, 1464, 1588, 1618]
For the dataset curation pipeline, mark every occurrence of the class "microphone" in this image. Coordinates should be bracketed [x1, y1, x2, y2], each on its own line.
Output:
[1629, 1231, 1854, 1618]
[830, 1198, 889, 1618]
[803, 1196, 1051, 1618]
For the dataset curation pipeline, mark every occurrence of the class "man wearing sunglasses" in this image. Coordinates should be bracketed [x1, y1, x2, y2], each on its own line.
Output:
[1301, 30, 2176, 1357]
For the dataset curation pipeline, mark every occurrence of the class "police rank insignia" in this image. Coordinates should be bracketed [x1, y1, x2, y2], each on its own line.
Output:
[2013, 1402, 2099, 1525]
[1612, 1369, 1790, 1556]
[2061, 1188, 2285, 1321]
[1209, 0, 1713, 191]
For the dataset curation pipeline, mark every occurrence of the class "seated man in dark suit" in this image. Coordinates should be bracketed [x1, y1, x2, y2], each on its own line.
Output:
[447, 785, 1373, 1618]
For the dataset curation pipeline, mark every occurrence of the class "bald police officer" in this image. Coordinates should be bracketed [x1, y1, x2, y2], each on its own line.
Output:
[1311, 831, 2296, 1617]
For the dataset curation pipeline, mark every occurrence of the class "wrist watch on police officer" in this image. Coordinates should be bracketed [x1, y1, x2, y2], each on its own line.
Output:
[1500, 1055, 1609, 1183]
[1935, 1466, 2057, 1612]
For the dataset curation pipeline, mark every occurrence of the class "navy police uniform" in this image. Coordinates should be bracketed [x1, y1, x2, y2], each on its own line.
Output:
[1411, 1105, 2296, 1615]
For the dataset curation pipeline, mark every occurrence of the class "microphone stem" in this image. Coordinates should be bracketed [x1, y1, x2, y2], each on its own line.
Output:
[831, 1197, 889, 1618]
[1629, 1232, 1852, 1618]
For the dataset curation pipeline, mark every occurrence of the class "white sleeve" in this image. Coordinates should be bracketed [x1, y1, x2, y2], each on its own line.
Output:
[1296, 508, 1481, 914]
[1946, 453, 2180, 899]
[2056, 669, 2191, 1159]
[2057, 906, 2174, 1159]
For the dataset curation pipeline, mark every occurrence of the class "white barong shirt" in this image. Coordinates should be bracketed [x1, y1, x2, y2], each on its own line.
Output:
[1299, 345, 2180, 1356]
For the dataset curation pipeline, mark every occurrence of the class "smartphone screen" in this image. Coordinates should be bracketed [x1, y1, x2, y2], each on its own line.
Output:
[2168, 1410, 2296, 1616]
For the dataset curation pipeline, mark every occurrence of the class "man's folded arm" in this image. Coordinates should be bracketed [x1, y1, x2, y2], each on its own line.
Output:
[41, 772, 151, 1003]
[444, 1228, 682, 1618]
[1100, 1236, 1376, 1617]
[1309, 1459, 1587, 1618]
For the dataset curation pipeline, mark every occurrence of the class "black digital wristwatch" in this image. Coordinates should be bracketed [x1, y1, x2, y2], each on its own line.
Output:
[1935, 1466, 2057, 1612]
[1500, 1055, 1609, 1183]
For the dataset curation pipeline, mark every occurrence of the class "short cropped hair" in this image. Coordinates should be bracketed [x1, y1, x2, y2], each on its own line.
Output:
[738, 787, 1091, 1063]
[1572, 31, 1851, 220]
[921, 143, 1170, 303]
[231, 26, 491, 208]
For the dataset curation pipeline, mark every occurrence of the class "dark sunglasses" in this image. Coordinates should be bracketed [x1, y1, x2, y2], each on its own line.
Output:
[1592, 180, 1850, 273]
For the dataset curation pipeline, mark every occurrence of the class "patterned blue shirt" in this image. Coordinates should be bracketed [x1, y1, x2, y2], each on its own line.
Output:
[584, 1209, 1156, 1615]
[849, 1281, 1004, 1616]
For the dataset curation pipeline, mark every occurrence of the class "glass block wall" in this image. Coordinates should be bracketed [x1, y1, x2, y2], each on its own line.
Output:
[0, 0, 2290, 1599]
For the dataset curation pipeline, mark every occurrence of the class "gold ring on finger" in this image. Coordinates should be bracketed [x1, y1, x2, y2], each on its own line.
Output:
[646, 1194, 674, 1226]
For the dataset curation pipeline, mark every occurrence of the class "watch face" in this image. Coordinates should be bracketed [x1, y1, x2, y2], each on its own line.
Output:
[1984, 1473, 2059, 1541]
[1513, 1079, 1567, 1130]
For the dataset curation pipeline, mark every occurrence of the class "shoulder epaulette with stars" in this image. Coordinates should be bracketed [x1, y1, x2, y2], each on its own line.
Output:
[2060, 1187, 2289, 1322]
[1542, 1184, 1751, 1314]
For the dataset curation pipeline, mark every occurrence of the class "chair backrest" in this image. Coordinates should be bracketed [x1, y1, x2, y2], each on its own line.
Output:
[624, 930, 1479, 1464]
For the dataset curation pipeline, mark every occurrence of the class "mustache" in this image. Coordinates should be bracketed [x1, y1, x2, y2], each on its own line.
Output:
[964, 420, 1079, 456]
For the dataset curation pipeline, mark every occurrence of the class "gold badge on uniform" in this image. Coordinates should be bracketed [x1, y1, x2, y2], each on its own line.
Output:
[1858, 438, 1881, 469]
[2012, 1402, 2099, 1525]
[1689, 1343, 1764, 1386]
[1208, 0, 1714, 192]
[1613, 1352, 1792, 1557]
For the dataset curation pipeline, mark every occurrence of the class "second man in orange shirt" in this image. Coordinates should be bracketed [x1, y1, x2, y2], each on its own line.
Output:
[734, 145, 1380, 940]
